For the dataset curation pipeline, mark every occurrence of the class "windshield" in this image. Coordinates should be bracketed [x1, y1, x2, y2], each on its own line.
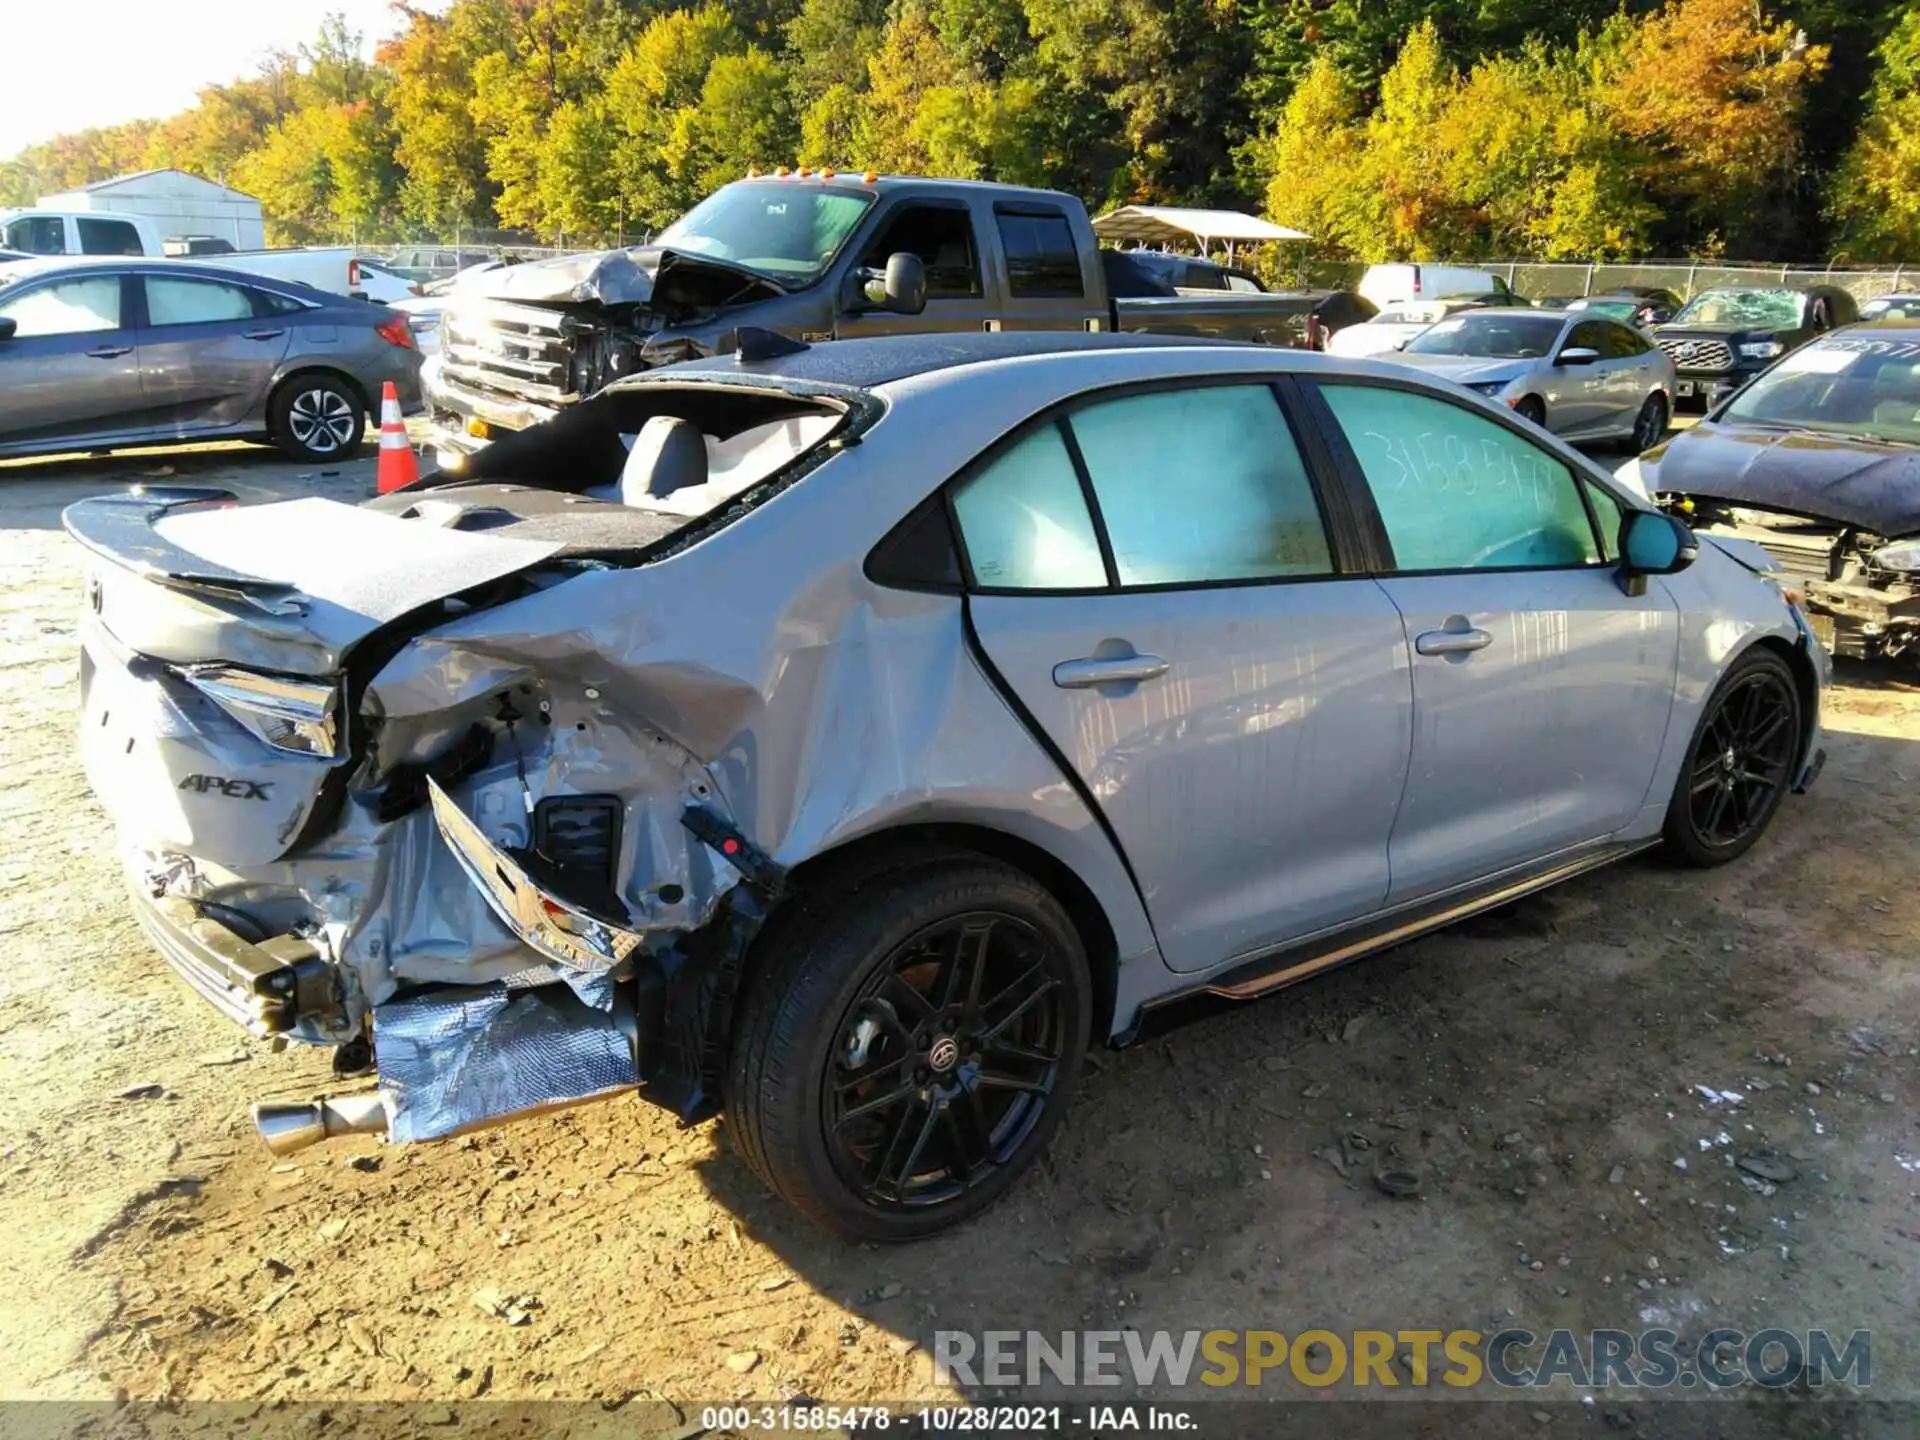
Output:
[1722, 336, 1920, 445]
[657, 183, 872, 283]
[1404, 312, 1565, 358]
[1673, 288, 1804, 328]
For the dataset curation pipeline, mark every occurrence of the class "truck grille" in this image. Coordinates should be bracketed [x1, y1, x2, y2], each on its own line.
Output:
[1657, 338, 1733, 372]
[442, 301, 575, 405]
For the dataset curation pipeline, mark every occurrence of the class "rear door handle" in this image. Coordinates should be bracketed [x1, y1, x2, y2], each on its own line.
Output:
[243, 328, 286, 341]
[1415, 627, 1493, 656]
[1053, 654, 1170, 688]
[84, 344, 132, 359]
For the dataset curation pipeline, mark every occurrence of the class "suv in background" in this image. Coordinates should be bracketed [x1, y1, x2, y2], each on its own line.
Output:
[1654, 285, 1859, 410]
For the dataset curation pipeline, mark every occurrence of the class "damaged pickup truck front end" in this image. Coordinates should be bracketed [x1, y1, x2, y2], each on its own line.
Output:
[70, 373, 869, 1152]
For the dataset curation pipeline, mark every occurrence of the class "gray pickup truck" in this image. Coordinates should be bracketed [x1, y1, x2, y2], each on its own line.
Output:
[424, 174, 1307, 464]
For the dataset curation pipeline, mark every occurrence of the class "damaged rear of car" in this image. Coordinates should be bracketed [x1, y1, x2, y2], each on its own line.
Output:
[1632, 326, 1920, 659]
[74, 359, 874, 1136]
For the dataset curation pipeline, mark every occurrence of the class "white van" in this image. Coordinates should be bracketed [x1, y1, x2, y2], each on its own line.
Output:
[1358, 263, 1513, 310]
[0, 208, 359, 297]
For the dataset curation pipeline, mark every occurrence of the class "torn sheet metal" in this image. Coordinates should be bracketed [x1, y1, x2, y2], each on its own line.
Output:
[427, 775, 643, 972]
[376, 981, 635, 1143]
[468, 246, 781, 316]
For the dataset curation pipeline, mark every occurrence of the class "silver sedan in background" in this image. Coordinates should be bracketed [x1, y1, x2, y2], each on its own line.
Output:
[0, 257, 423, 462]
[1384, 307, 1675, 450]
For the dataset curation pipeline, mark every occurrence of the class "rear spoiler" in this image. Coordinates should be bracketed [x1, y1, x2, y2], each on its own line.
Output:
[62, 487, 309, 616]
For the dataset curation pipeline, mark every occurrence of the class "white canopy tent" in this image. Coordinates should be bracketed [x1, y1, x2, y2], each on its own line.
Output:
[1089, 206, 1310, 264]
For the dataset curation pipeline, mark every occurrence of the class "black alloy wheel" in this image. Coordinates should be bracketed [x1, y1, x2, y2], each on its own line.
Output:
[1664, 649, 1801, 866]
[824, 912, 1067, 1212]
[1630, 392, 1670, 452]
[726, 853, 1090, 1241]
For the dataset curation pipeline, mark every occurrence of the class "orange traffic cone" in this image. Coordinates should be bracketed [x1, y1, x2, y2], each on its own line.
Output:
[375, 381, 419, 494]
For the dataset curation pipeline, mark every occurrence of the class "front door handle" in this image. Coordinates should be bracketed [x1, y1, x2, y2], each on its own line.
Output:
[1415, 627, 1493, 656]
[243, 328, 286, 341]
[1053, 654, 1170, 688]
[84, 344, 132, 359]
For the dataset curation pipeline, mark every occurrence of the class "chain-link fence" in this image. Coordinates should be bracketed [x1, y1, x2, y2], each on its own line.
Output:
[1296, 257, 1916, 303]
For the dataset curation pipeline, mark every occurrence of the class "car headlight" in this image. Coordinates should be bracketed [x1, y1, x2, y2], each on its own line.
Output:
[1467, 380, 1509, 396]
[1873, 540, 1920, 573]
[180, 666, 342, 758]
[1738, 341, 1785, 360]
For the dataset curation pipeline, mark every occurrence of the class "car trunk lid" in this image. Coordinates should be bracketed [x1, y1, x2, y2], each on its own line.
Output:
[68, 486, 565, 868]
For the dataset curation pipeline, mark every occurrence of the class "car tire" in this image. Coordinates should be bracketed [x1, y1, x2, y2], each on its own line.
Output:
[269, 373, 365, 460]
[1661, 647, 1802, 868]
[1514, 395, 1547, 428]
[725, 851, 1091, 1242]
[1626, 392, 1670, 453]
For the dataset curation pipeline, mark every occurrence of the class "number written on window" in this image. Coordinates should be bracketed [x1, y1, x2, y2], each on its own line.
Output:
[1320, 384, 1602, 571]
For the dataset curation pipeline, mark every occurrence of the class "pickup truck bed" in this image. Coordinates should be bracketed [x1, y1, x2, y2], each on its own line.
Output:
[424, 175, 1311, 462]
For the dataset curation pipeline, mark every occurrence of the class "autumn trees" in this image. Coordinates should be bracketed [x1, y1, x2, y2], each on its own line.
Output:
[1, 0, 1913, 261]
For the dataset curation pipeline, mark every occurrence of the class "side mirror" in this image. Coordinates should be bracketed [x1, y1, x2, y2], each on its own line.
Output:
[0, 317, 14, 341]
[1557, 346, 1599, 366]
[851, 252, 927, 316]
[1616, 509, 1697, 596]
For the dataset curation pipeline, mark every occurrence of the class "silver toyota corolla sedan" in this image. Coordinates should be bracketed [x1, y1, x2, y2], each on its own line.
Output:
[0, 257, 423, 462]
[69, 333, 1825, 1241]
[1384, 306, 1676, 450]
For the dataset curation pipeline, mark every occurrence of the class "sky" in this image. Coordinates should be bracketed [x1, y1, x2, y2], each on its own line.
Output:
[1, 0, 421, 158]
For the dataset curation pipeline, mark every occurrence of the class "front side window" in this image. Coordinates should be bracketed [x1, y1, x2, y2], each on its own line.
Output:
[861, 205, 980, 298]
[951, 424, 1106, 590]
[1320, 384, 1602, 571]
[995, 209, 1083, 299]
[77, 218, 144, 256]
[0, 275, 122, 336]
[1071, 386, 1332, 585]
[145, 276, 256, 326]
[1566, 321, 1609, 356]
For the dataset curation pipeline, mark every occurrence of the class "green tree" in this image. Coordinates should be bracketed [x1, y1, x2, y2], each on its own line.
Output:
[1829, 5, 1920, 257]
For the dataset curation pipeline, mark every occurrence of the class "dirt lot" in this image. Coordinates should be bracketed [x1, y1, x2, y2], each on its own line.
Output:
[1, 439, 1917, 1432]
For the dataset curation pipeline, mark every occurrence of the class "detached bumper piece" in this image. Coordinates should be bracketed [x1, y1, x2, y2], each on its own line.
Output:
[131, 885, 337, 1035]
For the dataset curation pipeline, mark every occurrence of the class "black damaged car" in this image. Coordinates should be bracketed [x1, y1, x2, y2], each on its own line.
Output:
[1628, 323, 1920, 660]
[1654, 285, 1858, 411]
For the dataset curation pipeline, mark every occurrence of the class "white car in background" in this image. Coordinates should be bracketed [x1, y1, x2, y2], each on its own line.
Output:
[1326, 299, 1483, 358]
[353, 259, 421, 304]
[1356, 262, 1515, 310]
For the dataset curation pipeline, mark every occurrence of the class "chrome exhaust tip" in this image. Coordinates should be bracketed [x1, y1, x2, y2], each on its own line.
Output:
[253, 1092, 387, 1156]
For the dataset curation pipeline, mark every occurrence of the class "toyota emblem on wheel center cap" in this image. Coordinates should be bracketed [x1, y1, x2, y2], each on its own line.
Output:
[927, 1036, 960, 1073]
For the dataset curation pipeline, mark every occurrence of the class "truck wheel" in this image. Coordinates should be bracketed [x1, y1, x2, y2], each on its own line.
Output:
[1662, 647, 1801, 868]
[270, 374, 364, 460]
[726, 853, 1091, 1241]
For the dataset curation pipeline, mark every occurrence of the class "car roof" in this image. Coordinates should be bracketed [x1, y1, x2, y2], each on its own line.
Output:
[650, 331, 1262, 389]
[1453, 306, 1565, 319]
[0, 254, 354, 300]
[1833, 320, 1920, 336]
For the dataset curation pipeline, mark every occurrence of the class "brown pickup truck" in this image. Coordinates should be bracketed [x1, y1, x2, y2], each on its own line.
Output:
[423, 174, 1315, 464]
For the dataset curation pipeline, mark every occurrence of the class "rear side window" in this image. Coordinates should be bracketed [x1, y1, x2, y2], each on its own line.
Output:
[1603, 323, 1649, 358]
[2, 216, 65, 254]
[951, 425, 1106, 589]
[1319, 384, 1601, 571]
[995, 209, 1083, 299]
[1071, 386, 1332, 584]
[77, 218, 144, 256]
[144, 276, 257, 325]
[0, 275, 122, 336]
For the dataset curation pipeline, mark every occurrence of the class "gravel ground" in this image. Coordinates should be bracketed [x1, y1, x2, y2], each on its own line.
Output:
[1, 436, 1916, 1434]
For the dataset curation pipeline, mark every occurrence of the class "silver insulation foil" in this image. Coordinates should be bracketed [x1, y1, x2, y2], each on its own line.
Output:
[375, 980, 636, 1143]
